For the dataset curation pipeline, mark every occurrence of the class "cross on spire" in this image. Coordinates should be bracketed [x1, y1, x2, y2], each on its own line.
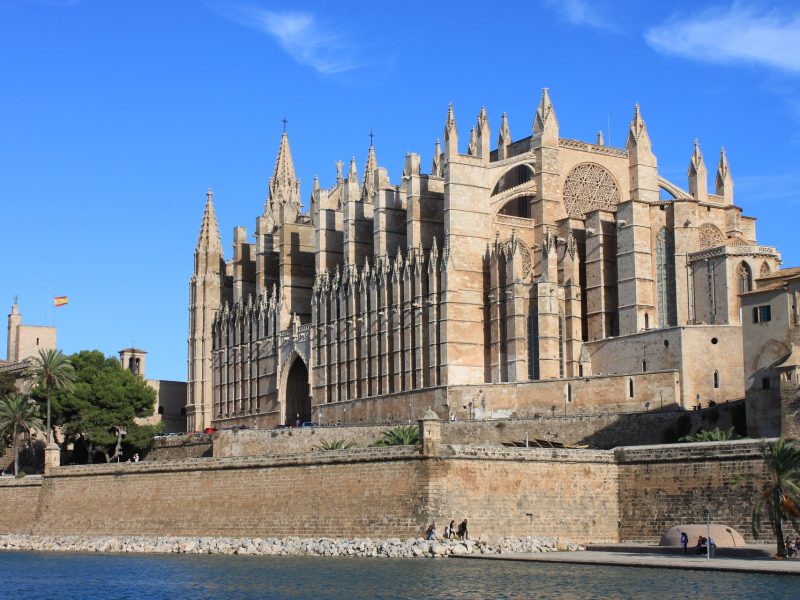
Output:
[282, 115, 288, 133]
[369, 130, 375, 146]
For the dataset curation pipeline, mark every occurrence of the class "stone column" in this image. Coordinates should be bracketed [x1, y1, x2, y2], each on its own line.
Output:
[44, 443, 60, 474]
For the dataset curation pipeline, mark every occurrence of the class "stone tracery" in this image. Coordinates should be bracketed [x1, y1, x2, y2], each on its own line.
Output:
[698, 223, 725, 250]
[562, 163, 621, 218]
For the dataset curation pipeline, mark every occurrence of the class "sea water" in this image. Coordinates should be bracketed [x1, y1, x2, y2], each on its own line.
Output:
[0, 552, 793, 599]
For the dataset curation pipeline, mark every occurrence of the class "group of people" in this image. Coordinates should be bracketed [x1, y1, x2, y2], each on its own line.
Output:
[425, 518, 469, 541]
[679, 531, 715, 555]
[784, 536, 800, 557]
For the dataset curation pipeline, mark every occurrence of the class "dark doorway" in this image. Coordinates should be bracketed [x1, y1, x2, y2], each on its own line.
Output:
[285, 358, 311, 425]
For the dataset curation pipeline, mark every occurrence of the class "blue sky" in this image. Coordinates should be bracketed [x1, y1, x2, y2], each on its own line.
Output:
[1, 0, 798, 381]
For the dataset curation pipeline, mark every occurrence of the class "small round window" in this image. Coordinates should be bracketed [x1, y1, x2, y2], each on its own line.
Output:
[663, 340, 669, 348]
[711, 338, 718, 345]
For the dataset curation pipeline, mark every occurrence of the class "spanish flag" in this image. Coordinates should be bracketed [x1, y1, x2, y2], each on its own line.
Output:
[54, 296, 69, 307]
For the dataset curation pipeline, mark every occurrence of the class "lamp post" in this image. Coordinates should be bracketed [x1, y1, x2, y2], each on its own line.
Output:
[704, 508, 711, 561]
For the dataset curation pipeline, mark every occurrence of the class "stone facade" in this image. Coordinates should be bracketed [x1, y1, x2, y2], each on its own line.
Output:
[741, 268, 800, 437]
[119, 347, 187, 433]
[1, 299, 56, 384]
[0, 439, 770, 545]
[187, 91, 781, 431]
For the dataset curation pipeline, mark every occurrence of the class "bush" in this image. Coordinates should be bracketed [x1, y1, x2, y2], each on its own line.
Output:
[314, 439, 354, 451]
[373, 425, 420, 447]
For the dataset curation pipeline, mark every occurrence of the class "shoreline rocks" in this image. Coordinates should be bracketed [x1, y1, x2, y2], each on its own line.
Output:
[0, 534, 583, 558]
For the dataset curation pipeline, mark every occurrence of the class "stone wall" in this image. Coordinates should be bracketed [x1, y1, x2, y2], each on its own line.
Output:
[212, 402, 745, 458]
[314, 371, 680, 425]
[146, 434, 213, 461]
[0, 439, 773, 546]
[441, 402, 744, 449]
[30, 448, 427, 539]
[617, 440, 766, 543]
[0, 476, 42, 534]
[213, 426, 386, 457]
[428, 447, 619, 543]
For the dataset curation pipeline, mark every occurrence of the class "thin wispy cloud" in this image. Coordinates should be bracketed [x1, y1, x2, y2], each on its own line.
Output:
[645, 4, 800, 74]
[543, 0, 618, 32]
[216, 5, 361, 74]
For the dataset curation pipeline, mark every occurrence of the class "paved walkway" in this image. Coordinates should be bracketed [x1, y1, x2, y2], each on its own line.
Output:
[454, 548, 800, 575]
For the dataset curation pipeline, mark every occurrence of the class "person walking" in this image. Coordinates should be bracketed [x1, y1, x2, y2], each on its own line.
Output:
[447, 520, 457, 540]
[680, 531, 688, 554]
[457, 518, 469, 540]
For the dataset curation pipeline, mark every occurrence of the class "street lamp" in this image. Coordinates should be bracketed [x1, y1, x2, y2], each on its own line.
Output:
[703, 508, 711, 561]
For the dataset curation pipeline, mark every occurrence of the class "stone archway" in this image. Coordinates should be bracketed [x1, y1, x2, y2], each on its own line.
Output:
[284, 357, 311, 426]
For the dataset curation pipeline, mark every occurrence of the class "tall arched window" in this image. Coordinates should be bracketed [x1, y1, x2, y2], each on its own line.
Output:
[713, 370, 720, 389]
[656, 228, 677, 328]
[738, 262, 752, 294]
[628, 378, 635, 399]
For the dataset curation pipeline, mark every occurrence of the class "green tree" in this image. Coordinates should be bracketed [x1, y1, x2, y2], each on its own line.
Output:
[679, 427, 741, 443]
[41, 350, 160, 463]
[734, 439, 800, 557]
[373, 425, 420, 447]
[26, 349, 75, 444]
[0, 393, 42, 475]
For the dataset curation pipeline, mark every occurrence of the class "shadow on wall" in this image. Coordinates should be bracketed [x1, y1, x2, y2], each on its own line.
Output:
[577, 400, 747, 448]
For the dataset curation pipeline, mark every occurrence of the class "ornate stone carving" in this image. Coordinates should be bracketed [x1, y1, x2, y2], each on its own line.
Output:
[562, 163, 621, 218]
[559, 138, 627, 158]
[697, 223, 725, 250]
[519, 241, 532, 278]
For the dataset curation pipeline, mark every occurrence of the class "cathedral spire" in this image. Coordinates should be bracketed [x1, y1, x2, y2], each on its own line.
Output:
[497, 112, 511, 160]
[196, 188, 222, 255]
[627, 104, 649, 146]
[361, 141, 377, 200]
[348, 155, 358, 183]
[477, 106, 490, 159]
[266, 131, 300, 225]
[467, 127, 478, 156]
[688, 139, 707, 201]
[444, 102, 458, 158]
[431, 139, 443, 177]
[715, 147, 734, 203]
[626, 104, 658, 202]
[532, 88, 558, 146]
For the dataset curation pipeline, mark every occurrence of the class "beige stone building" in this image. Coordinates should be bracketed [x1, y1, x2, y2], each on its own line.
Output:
[119, 348, 187, 433]
[1, 299, 57, 385]
[186, 91, 781, 431]
[741, 268, 800, 437]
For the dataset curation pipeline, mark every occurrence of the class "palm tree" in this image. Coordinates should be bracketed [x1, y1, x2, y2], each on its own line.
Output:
[0, 393, 43, 475]
[26, 349, 74, 444]
[373, 425, 420, 447]
[735, 439, 800, 557]
[679, 427, 741, 443]
[314, 439, 355, 451]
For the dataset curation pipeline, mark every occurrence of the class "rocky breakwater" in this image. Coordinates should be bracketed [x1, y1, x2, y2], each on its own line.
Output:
[0, 534, 583, 557]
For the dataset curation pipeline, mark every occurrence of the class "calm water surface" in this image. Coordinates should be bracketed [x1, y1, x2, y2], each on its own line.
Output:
[0, 552, 794, 599]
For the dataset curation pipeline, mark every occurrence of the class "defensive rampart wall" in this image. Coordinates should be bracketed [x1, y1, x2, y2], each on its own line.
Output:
[0, 440, 770, 545]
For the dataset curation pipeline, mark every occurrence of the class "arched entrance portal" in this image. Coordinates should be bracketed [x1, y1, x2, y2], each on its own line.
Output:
[285, 358, 311, 426]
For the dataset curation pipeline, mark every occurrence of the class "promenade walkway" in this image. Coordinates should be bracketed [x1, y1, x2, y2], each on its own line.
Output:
[455, 546, 800, 576]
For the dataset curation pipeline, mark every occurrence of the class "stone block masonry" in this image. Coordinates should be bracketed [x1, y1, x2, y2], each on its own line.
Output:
[0, 440, 776, 545]
[617, 440, 767, 543]
[29, 448, 426, 540]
